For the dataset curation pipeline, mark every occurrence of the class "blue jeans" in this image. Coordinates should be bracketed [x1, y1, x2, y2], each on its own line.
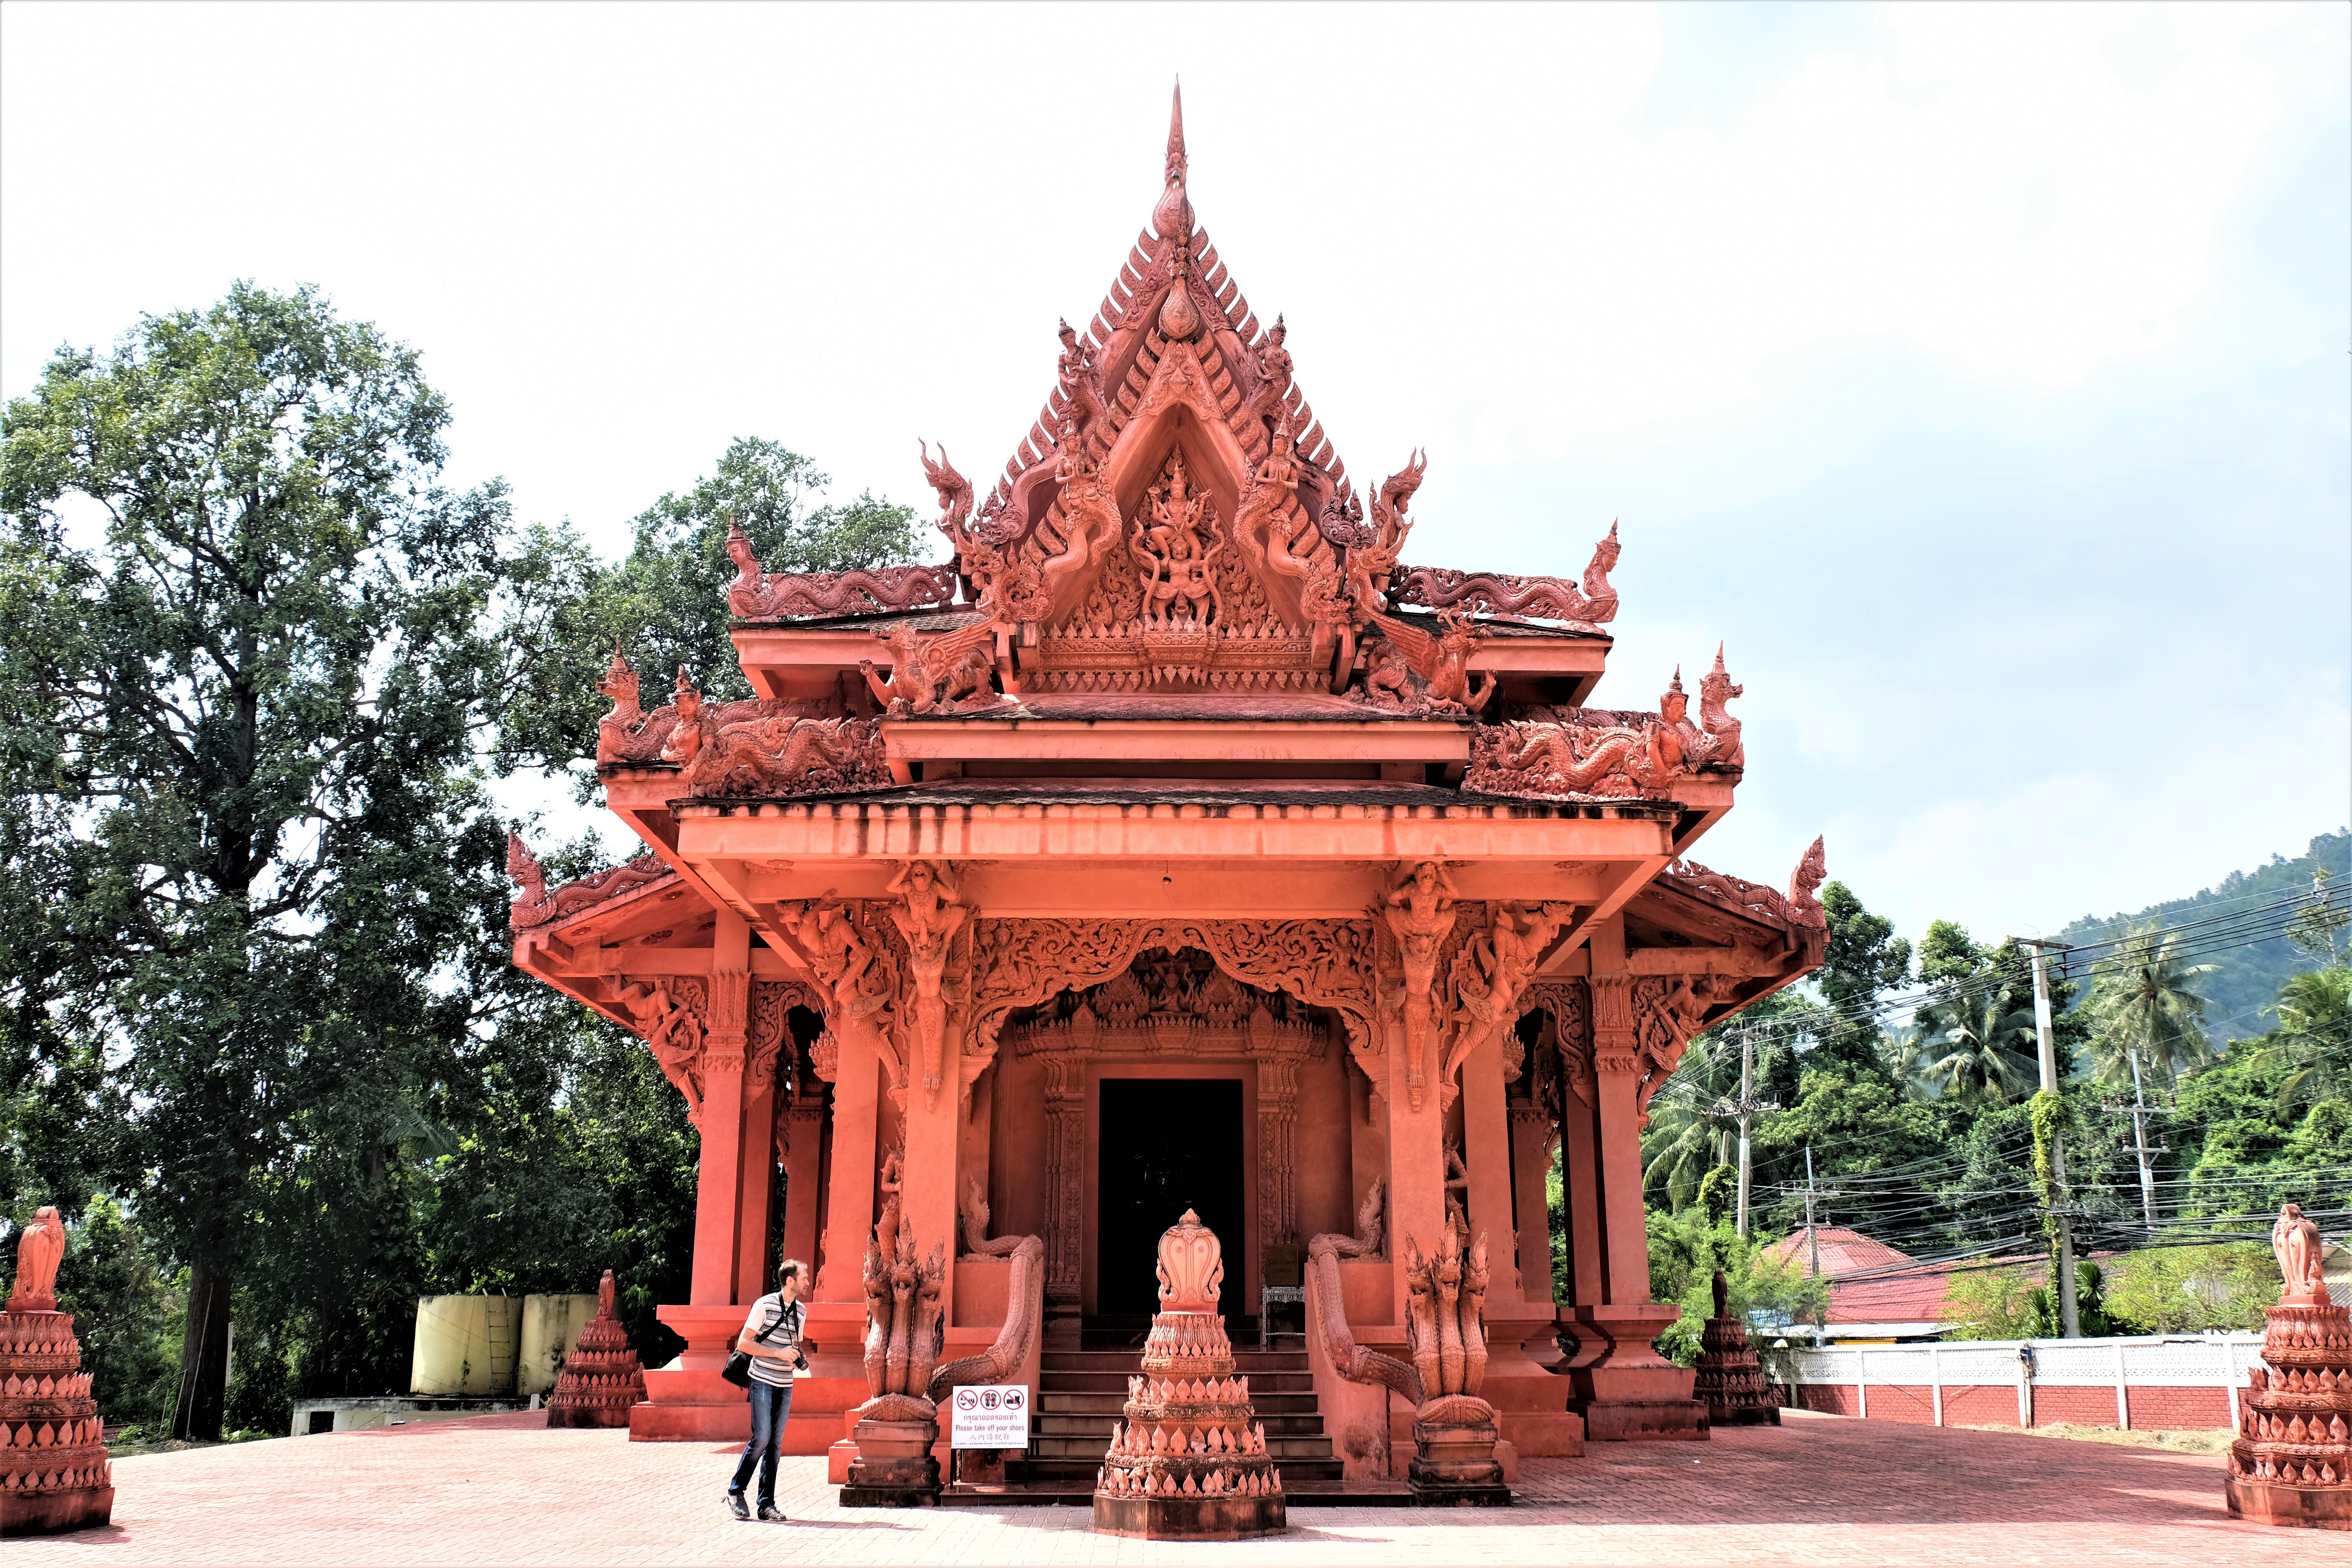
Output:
[729, 1379, 794, 1506]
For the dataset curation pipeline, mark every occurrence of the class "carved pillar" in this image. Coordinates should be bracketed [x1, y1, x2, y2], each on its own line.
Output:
[1508, 1101, 1557, 1310]
[1382, 1001, 1447, 1327]
[1256, 1040, 1301, 1248]
[691, 911, 752, 1306]
[1587, 974, 1649, 1308]
[1566, 920, 1702, 1440]
[1042, 1052, 1087, 1345]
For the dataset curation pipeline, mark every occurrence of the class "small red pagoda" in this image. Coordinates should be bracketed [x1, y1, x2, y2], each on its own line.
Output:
[508, 86, 1824, 1478]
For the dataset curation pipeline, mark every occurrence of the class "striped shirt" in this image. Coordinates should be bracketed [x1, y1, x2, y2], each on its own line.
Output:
[739, 1294, 805, 1388]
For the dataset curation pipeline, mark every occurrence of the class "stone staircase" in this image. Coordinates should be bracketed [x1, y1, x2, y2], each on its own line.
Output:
[1018, 1343, 1345, 1489]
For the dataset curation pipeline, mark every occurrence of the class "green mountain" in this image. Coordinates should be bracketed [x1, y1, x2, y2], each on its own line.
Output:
[2054, 828, 2350, 1042]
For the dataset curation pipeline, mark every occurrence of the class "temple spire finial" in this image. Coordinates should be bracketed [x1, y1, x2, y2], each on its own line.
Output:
[1168, 77, 1186, 175]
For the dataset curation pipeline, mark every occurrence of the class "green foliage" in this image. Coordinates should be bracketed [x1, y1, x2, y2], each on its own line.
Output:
[2087, 922, 2216, 1089]
[53, 1196, 180, 1428]
[1696, 1165, 1737, 1229]
[2057, 830, 2350, 1044]
[1645, 1209, 1827, 1366]
[2101, 1243, 2278, 1334]
[495, 437, 921, 784]
[1942, 1265, 2040, 1339]
[1806, 880, 1913, 1074]
[2250, 964, 2351, 1109]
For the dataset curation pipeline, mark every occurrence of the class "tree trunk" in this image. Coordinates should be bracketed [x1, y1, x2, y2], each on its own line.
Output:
[170, 1257, 234, 1441]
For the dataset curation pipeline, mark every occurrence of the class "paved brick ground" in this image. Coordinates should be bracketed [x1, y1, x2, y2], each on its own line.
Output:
[11, 1408, 2301, 1566]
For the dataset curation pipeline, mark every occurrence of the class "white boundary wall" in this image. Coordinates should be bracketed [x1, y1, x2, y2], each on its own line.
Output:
[1777, 1332, 2266, 1429]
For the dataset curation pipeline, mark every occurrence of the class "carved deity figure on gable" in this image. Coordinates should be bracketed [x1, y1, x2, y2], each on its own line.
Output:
[1129, 451, 1225, 626]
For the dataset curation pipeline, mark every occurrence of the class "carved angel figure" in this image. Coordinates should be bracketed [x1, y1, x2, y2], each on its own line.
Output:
[1674, 644, 1744, 770]
[1241, 314, 1292, 434]
[505, 829, 548, 920]
[2275, 1203, 2329, 1305]
[8, 1204, 65, 1313]
[594, 643, 683, 764]
[1055, 319, 1109, 446]
[1445, 901, 1575, 1091]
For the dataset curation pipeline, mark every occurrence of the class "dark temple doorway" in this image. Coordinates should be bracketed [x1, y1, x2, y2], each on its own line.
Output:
[1096, 1078, 1245, 1320]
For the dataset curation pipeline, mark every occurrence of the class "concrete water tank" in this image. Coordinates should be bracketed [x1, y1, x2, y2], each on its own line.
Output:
[516, 1294, 599, 1397]
[410, 1295, 518, 1396]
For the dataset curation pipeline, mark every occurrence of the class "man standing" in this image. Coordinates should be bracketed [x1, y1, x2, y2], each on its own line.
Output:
[728, 1258, 809, 1521]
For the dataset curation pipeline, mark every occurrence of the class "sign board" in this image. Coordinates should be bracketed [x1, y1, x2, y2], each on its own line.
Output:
[948, 1383, 1030, 1448]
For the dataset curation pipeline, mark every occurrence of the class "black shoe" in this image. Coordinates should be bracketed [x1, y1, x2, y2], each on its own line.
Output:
[757, 1504, 787, 1523]
[726, 1492, 750, 1521]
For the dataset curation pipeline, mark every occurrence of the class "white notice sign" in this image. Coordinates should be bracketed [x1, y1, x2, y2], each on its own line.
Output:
[948, 1383, 1030, 1448]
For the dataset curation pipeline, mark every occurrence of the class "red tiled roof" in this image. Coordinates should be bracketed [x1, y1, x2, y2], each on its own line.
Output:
[1766, 1226, 1958, 1325]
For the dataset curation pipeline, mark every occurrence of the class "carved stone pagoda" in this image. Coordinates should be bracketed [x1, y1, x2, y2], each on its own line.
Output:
[2226, 1203, 2352, 1530]
[544, 1270, 648, 1429]
[507, 86, 1826, 1478]
[2, 1206, 113, 1538]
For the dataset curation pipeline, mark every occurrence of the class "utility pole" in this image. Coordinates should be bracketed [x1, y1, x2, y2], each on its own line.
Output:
[2125, 1048, 2156, 1229]
[1805, 1143, 1823, 1345]
[1707, 1027, 1779, 1240]
[2016, 936, 2080, 1339]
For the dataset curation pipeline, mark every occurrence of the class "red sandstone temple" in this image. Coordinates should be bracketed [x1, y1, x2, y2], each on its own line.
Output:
[507, 89, 1825, 1480]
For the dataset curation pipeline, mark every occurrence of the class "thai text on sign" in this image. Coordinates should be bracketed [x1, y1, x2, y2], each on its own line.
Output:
[948, 1383, 1029, 1448]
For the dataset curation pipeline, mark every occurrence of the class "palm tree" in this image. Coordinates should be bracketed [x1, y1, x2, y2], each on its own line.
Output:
[1912, 985, 2039, 1105]
[1884, 1021, 1940, 1103]
[1640, 1033, 1739, 1212]
[2089, 922, 2216, 1092]
[2254, 964, 2352, 1107]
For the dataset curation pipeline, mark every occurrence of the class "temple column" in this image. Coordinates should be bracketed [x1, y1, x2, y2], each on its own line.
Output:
[815, 1029, 880, 1305]
[733, 989, 781, 1304]
[780, 1076, 826, 1274]
[634, 911, 754, 1442]
[1382, 1013, 1447, 1327]
[1508, 1101, 1557, 1309]
[1459, 1025, 1514, 1279]
[691, 913, 751, 1305]
[1566, 921, 1702, 1441]
[1041, 1052, 1086, 1345]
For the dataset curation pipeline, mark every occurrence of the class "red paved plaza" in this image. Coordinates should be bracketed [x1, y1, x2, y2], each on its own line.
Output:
[8, 1410, 2305, 1566]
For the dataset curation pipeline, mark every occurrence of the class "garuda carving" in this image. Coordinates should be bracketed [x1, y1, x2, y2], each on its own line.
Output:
[723, 519, 957, 619]
[505, 831, 671, 930]
[861, 618, 1004, 716]
[613, 978, 708, 1125]
[1464, 671, 1697, 801]
[660, 670, 889, 798]
[1443, 901, 1576, 1100]
[776, 894, 909, 1100]
[887, 860, 973, 1103]
[1353, 608, 1495, 715]
[1381, 862, 1461, 1109]
[1391, 520, 1621, 626]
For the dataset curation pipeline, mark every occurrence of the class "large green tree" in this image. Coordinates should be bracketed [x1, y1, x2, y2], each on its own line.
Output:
[0, 282, 580, 1437]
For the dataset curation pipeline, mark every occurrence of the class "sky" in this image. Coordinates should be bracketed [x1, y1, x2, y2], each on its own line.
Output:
[3, 1, 2345, 949]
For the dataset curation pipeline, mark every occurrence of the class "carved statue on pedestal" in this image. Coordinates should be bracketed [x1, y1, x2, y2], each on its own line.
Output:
[2, 1202, 112, 1536]
[2224, 1202, 2352, 1528]
[840, 1218, 947, 1508]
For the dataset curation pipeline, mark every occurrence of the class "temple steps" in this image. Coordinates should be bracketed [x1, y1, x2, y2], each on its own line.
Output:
[1014, 1344, 1345, 1485]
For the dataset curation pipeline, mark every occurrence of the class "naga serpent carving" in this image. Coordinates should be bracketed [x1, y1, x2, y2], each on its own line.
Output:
[505, 831, 673, 929]
[724, 519, 956, 619]
[926, 1233, 1044, 1402]
[1307, 1229, 1423, 1405]
[1391, 520, 1621, 624]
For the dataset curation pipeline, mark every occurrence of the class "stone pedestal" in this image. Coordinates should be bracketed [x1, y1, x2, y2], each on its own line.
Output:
[1096, 1212, 1285, 1539]
[1408, 1416, 1510, 1506]
[0, 1309, 112, 1537]
[841, 1402, 942, 1507]
[546, 1270, 647, 1429]
[1566, 1303, 1707, 1440]
[2226, 1298, 2352, 1530]
[1693, 1270, 1779, 1428]
[631, 1304, 749, 1441]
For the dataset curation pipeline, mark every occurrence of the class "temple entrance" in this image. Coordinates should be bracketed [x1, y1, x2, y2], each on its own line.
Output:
[1096, 1078, 1244, 1320]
